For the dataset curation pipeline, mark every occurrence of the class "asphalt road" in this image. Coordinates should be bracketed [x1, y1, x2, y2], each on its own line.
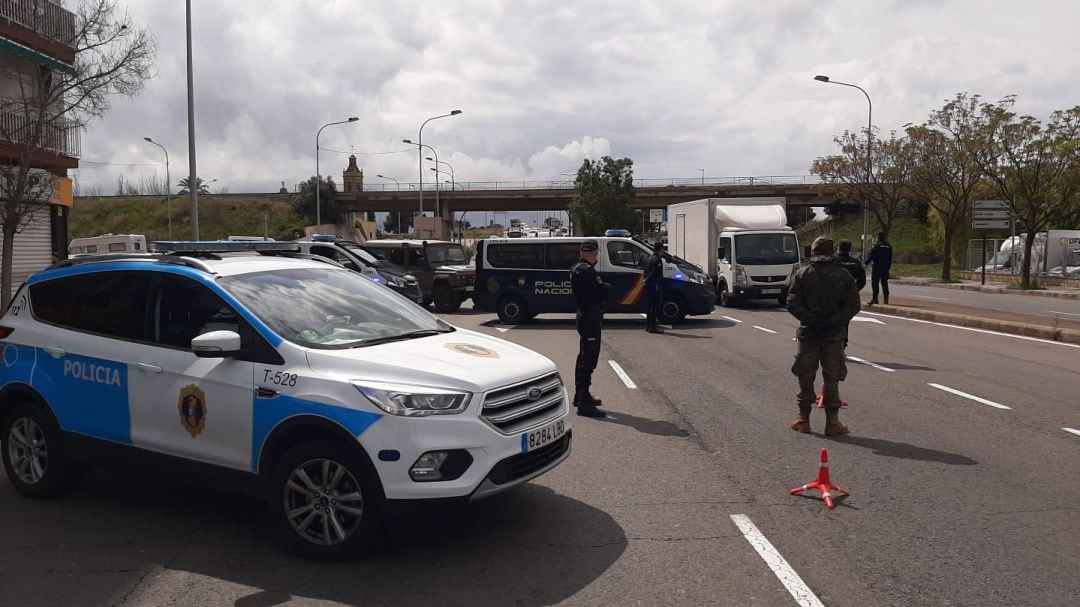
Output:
[884, 283, 1080, 330]
[1, 299, 1078, 606]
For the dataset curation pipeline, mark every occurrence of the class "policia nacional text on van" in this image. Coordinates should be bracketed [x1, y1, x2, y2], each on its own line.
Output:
[472, 236, 715, 324]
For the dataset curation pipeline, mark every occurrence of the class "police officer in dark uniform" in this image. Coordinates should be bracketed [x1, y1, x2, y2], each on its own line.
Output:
[835, 239, 866, 290]
[868, 232, 893, 305]
[644, 241, 665, 334]
[570, 241, 611, 418]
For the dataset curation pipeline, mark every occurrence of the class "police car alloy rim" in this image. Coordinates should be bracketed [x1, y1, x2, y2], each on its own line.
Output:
[8, 417, 48, 485]
[284, 458, 364, 546]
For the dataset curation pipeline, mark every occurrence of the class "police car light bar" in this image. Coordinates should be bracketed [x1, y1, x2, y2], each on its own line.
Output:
[152, 241, 301, 253]
[311, 234, 339, 242]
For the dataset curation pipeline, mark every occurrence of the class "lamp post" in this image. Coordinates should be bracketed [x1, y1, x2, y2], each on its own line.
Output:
[428, 156, 455, 190]
[185, 0, 199, 239]
[404, 138, 447, 238]
[699, 168, 705, 186]
[376, 174, 402, 235]
[413, 110, 461, 220]
[814, 74, 873, 262]
[316, 117, 359, 227]
[142, 137, 171, 239]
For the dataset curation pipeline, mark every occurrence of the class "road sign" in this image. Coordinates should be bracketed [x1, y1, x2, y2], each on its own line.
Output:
[649, 209, 663, 223]
[973, 220, 1010, 229]
[972, 210, 1010, 220]
[974, 199, 1009, 209]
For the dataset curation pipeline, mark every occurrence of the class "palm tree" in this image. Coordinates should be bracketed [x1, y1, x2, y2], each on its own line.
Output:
[177, 176, 211, 195]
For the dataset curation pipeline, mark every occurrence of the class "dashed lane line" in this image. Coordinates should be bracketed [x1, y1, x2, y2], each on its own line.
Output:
[1063, 428, 1080, 438]
[846, 356, 896, 372]
[495, 327, 511, 333]
[860, 310, 1080, 349]
[608, 360, 637, 389]
[928, 383, 1011, 410]
[753, 325, 778, 334]
[730, 514, 826, 607]
[721, 315, 743, 323]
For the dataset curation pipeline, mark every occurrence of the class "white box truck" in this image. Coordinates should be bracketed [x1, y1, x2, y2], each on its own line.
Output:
[667, 198, 800, 307]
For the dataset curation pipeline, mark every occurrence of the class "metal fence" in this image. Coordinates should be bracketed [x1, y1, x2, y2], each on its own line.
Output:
[0, 0, 77, 48]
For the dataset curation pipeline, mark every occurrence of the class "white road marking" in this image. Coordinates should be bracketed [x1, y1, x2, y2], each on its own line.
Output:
[721, 315, 743, 323]
[846, 356, 896, 372]
[1049, 310, 1080, 317]
[496, 327, 511, 333]
[928, 383, 1011, 410]
[860, 310, 1080, 349]
[912, 294, 949, 301]
[730, 514, 826, 607]
[851, 315, 886, 324]
[753, 325, 778, 334]
[608, 360, 637, 389]
[1063, 428, 1080, 438]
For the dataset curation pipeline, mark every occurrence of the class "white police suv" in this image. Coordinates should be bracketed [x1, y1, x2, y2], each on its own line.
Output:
[0, 242, 571, 559]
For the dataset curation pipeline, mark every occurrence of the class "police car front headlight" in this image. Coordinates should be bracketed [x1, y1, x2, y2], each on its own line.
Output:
[352, 381, 470, 416]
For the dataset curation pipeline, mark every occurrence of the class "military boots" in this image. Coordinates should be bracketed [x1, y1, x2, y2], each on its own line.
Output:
[824, 409, 850, 435]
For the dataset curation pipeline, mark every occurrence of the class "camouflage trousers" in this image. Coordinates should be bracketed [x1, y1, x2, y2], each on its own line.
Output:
[791, 335, 847, 413]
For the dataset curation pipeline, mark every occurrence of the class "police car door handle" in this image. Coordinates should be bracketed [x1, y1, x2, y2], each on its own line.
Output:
[256, 386, 279, 399]
[136, 361, 163, 374]
[43, 345, 65, 357]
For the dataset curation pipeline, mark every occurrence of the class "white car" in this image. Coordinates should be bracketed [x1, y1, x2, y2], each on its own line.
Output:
[0, 242, 571, 559]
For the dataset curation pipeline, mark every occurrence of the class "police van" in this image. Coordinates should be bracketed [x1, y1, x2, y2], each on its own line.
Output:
[473, 237, 715, 324]
[0, 241, 571, 559]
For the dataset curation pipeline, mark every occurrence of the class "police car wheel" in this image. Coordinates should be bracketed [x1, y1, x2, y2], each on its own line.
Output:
[270, 439, 382, 560]
[432, 285, 463, 313]
[1, 403, 72, 499]
[496, 295, 527, 324]
[659, 296, 687, 324]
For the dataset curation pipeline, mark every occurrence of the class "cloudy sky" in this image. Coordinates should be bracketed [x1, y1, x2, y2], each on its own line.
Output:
[73, 0, 1080, 196]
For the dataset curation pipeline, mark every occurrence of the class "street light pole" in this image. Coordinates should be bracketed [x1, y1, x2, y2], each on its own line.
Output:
[699, 168, 705, 186]
[815, 74, 873, 262]
[143, 137, 171, 239]
[315, 117, 359, 228]
[428, 156, 455, 190]
[404, 139, 448, 238]
[377, 174, 402, 235]
[185, 0, 199, 239]
[413, 110, 462, 222]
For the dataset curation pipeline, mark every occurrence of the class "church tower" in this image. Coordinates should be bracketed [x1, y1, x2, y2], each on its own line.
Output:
[342, 154, 364, 193]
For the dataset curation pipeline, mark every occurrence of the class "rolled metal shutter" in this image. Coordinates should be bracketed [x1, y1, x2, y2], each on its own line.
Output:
[1, 205, 53, 291]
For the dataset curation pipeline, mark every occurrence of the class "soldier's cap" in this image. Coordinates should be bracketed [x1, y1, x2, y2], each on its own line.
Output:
[580, 241, 599, 252]
[811, 236, 834, 255]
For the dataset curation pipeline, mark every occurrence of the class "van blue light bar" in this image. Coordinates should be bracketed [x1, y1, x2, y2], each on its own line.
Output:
[311, 234, 339, 242]
[152, 241, 301, 253]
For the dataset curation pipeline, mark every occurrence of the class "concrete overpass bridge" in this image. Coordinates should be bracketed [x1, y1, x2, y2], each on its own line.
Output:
[338, 176, 842, 216]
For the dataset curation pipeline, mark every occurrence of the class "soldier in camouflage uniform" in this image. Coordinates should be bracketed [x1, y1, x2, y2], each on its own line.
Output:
[786, 236, 861, 435]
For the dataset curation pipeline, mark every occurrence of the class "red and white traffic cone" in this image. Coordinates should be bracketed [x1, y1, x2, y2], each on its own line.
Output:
[816, 385, 848, 409]
[790, 448, 849, 510]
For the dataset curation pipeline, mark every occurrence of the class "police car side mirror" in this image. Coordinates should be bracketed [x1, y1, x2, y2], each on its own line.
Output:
[191, 330, 242, 358]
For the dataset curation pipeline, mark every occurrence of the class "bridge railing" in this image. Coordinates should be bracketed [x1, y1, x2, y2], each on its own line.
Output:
[362, 175, 821, 192]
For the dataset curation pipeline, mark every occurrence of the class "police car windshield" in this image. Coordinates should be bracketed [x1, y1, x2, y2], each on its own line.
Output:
[734, 234, 799, 265]
[220, 268, 450, 349]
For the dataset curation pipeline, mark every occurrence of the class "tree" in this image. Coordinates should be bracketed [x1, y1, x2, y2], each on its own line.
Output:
[567, 156, 636, 236]
[177, 176, 210, 195]
[906, 93, 988, 281]
[293, 176, 343, 225]
[973, 98, 1080, 288]
[1, 0, 155, 305]
[383, 211, 413, 235]
[811, 128, 917, 241]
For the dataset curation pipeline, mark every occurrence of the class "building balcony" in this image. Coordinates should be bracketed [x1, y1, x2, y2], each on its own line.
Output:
[0, 103, 80, 169]
[0, 0, 76, 66]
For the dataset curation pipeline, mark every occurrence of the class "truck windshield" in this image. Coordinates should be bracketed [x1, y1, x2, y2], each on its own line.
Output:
[425, 243, 468, 264]
[734, 234, 799, 265]
[221, 268, 450, 349]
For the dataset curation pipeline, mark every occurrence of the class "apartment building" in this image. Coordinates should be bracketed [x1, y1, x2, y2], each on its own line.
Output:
[0, 0, 78, 288]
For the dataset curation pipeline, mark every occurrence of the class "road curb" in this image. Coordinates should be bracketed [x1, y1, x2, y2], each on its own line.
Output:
[863, 304, 1080, 345]
[893, 278, 1080, 300]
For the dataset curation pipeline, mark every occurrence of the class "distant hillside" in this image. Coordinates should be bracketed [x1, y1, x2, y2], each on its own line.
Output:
[71, 195, 304, 242]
